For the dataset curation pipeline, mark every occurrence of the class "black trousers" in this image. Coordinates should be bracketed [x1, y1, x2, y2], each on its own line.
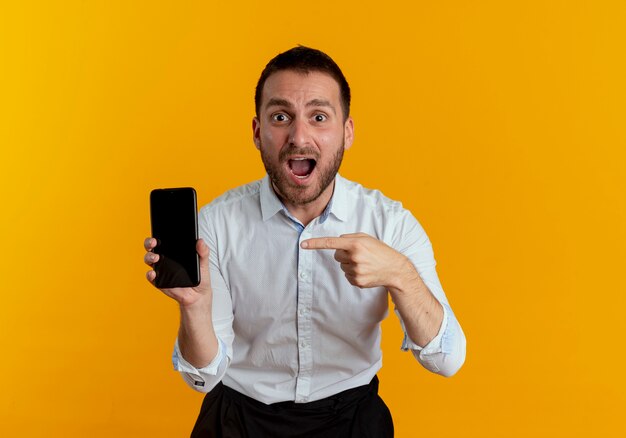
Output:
[190, 376, 394, 438]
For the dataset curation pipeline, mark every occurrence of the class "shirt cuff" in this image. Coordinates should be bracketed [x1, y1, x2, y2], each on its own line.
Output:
[172, 337, 226, 376]
[401, 301, 450, 355]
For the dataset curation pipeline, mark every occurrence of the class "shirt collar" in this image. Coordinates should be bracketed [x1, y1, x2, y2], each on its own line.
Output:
[260, 175, 284, 221]
[326, 174, 349, 222]
[259, 173, 350, 223]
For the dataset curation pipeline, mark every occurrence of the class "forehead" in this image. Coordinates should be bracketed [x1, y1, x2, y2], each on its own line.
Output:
[260, 70, 342, 108]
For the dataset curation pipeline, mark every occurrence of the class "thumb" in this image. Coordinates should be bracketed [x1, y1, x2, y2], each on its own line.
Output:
[197, 238, 210, 273]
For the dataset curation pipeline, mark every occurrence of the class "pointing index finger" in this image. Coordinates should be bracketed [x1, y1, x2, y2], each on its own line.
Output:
[301, 236, 351, 250]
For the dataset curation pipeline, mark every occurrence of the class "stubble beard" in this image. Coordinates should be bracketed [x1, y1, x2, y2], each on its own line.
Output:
[260, 141, 345, 206]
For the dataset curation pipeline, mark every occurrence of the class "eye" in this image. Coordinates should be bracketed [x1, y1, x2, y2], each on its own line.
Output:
[313, 114, 327, 122]
[271, 113, 289, 123]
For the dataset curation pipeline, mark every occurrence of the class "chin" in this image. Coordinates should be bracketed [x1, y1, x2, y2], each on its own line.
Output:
[278, 184, 324, 206]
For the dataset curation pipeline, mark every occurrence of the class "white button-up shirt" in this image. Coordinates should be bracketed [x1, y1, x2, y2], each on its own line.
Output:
[173, 174, 466, 404]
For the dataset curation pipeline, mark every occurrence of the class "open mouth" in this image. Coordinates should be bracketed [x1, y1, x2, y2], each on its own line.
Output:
[288, 158, 317, 179]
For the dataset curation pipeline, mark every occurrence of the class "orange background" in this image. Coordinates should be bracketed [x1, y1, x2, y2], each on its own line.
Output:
[1, 1, 625, 436]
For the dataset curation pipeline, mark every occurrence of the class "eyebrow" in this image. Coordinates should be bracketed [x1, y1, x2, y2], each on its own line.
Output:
[266, 98, 292, 109]
[265, 98, 336, 115]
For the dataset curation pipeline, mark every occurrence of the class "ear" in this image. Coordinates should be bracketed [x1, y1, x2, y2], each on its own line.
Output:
[252, 117, 261, 150]
[343, 117, 354, 150]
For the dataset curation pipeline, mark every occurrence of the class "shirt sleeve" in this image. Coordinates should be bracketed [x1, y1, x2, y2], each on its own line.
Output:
[389, 207, 467, 377]
[171, 206, 235, 393]
[172, 337, 229, 392]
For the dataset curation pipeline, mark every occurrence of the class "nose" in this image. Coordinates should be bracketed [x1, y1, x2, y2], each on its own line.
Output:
[288, 118, 311, 147]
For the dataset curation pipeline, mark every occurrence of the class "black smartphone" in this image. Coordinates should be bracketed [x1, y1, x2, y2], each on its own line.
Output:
[149, 187, 201, 288]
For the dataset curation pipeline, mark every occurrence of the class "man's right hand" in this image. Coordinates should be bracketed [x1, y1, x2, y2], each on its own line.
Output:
[143, 237, 212, 308]
[144, 236, 219, 368]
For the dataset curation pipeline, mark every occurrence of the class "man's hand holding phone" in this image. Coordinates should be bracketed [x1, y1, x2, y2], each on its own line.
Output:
[144, 236, 219, 369]
[143, 237, 212, 308]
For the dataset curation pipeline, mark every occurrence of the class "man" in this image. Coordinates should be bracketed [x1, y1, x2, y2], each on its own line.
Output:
[143, 46, 466, 437]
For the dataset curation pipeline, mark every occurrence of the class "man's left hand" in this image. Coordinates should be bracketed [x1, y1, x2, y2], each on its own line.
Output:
[301, 233, 411, 289]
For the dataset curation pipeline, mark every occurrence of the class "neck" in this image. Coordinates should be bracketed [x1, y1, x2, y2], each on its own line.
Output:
[274, 180, 335, 227]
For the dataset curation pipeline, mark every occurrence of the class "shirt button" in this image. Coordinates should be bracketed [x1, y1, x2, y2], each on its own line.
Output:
[299, 271, 308, 280]
[298, 308, 306, 317]
[300, 340, 307, 348]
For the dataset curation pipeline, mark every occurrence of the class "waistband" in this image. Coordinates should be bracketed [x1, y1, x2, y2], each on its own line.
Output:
[222, 375, 380, 412]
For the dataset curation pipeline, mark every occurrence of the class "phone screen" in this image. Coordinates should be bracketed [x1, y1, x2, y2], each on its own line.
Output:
[150, 187, 200, 288]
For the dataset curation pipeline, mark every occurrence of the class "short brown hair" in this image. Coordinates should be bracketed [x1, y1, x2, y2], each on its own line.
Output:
[255, 46, 351, 121]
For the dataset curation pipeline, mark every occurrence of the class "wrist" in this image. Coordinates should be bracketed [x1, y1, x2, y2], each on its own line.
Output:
[179, 294, 212, 317]
[387, 256, 419, 292]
